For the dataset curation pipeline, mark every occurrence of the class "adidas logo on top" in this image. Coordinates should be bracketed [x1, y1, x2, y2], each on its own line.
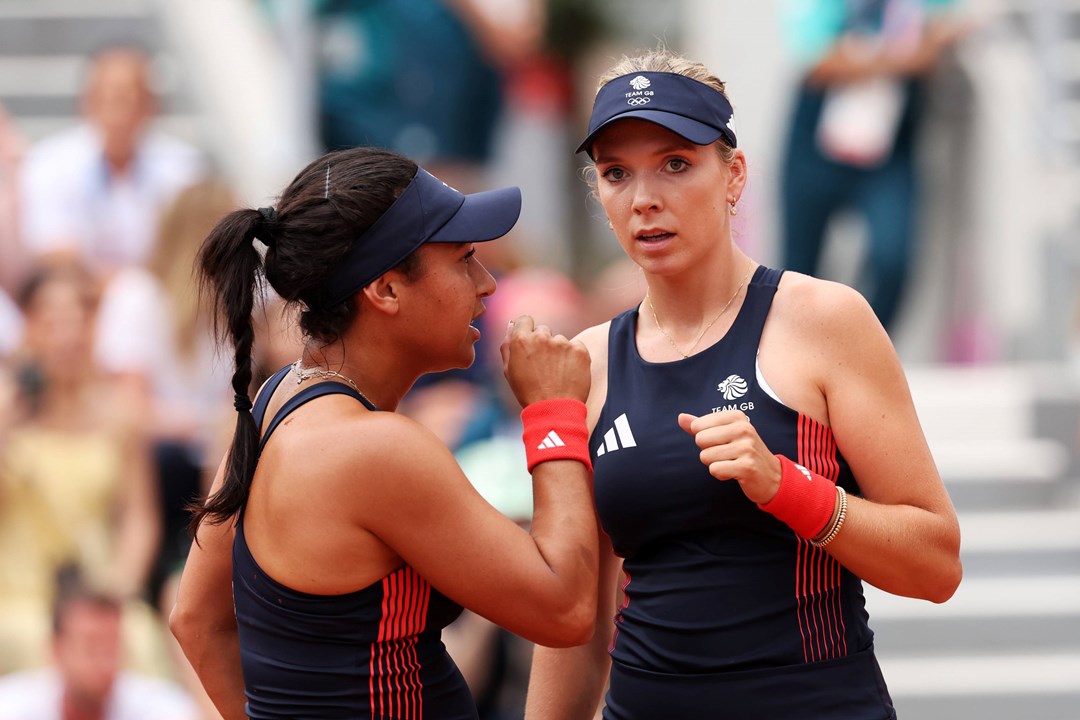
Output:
[537, 431, 566, 450]
[596, 413, 636, 457]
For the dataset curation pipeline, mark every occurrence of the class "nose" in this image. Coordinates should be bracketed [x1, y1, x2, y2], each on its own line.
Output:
[630, 176, 662, 215]
[473, 258, 497, 298]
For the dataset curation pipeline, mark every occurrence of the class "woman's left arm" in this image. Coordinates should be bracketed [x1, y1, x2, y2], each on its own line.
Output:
[169, 456, 248, 720]
[812, 285, 962, 602]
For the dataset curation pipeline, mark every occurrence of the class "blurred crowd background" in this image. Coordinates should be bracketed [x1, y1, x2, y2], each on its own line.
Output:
[0, 1, 1077, 719]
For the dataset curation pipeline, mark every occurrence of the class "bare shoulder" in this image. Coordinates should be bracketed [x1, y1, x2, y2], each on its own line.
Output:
[309, 407, 463, 508]
[772, 271, 879, 341]
[573, 320, 612, 428]
[323, 408, 452, 474]
[574, 321, 611, 362]
[771, 271, 893, 363]
[760, 272, 897, 424]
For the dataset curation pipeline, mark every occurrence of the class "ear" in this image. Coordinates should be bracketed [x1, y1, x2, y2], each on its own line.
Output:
[726, 149, 748, 199]
[360, 273, 402, 316]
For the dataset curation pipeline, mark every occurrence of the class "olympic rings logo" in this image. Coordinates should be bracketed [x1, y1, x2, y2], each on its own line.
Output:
[626, 97, 651, 107]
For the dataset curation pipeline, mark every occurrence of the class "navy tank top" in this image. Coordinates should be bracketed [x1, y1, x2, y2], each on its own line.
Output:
[592, 267, 895, 719]
[233, 366, 477, 719]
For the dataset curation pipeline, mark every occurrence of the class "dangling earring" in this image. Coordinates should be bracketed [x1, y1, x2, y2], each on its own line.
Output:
[729, 198, 738, 216]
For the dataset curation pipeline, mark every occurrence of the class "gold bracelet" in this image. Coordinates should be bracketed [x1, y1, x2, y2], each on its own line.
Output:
[810, 485, 842, 543]
[810, 486, 847, 548]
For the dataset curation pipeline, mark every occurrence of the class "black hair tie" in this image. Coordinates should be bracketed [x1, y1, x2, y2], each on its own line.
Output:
[233, 393, 253, 412]
[257, 206, 278, 247]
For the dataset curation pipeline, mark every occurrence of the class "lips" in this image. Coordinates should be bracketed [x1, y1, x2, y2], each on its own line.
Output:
[636, 230, 674, 242]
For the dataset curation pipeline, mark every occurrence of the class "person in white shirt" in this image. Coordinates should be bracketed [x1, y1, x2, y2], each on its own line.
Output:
[0, 568, 197, 720]
[19, 45, 203, 276]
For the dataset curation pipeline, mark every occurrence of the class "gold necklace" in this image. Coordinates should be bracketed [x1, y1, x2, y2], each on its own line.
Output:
[646, 260, 755, 359]
[291, 359, 375, 407]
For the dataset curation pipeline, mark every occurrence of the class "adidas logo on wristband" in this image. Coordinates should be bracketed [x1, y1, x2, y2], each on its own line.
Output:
[537, 431, 566, 450]
[521, 398, 592, 473]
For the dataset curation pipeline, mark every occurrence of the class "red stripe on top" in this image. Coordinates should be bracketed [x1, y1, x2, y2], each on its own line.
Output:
[372, 573, 393, 719]
[795, 537, 811, 662]
[394, 572, 410, 720]
[812, 417, 832, 662]
[370, 568, 432, 720]
[795, 414, 848, 663]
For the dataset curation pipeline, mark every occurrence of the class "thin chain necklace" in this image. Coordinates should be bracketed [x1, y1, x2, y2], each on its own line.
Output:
[291, 359, 375, 408]
[645, 260, 755, 359]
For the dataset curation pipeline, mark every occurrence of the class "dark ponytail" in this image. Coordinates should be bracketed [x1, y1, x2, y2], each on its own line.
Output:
[188, 146, 419, 535]
[188, 207, 267, 532]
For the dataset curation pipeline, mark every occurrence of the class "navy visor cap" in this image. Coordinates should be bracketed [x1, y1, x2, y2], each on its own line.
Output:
[326, 167, 521, 306]
[576, 71, 737, 157]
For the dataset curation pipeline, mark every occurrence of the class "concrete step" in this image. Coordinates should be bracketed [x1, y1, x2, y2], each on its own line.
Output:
[874, 615, 1080, 656]
[868, 576, 1080, 718]
[894, 695, 1078, 720]
[886, 655, 1080, 720]
[0, 0, 150, 19]
[883, 652, 1080, 698]
[933, 437, 1071, 483]
[862, 501, 1080, 717]
[866, 575, 1080, 623]
[904, 363, 1080, 499]
[944, 472, 1077, 511]
[906, 365, 1044, 443]
[0, 15, 156, 57]
[960, 548, 1080, 576]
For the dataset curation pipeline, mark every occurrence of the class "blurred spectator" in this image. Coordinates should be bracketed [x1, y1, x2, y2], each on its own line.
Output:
[312, 0, 541, 189]
[18, 45, 204, 277]
[779, 0, 966, 331]
[0, 103, 26, 359]
[0, 102, 27, 295]
[0, 264, 163, 675]
[91, 178, 237, 604]
[0, 288, 22, 362]
[90, 178, 251, 720]
[89, 177, 297, 720]
[0, 566, 196, 720]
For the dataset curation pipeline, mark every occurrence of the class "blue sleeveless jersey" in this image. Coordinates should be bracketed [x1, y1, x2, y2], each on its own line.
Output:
[233, 367, 477, 719]
[592, 267, 896, 719]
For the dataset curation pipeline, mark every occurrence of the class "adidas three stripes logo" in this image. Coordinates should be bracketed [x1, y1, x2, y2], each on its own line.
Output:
[596, 413, 636, 456]
[537, 431, 566, 450]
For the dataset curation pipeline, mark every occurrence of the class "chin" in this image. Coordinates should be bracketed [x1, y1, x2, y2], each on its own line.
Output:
[429, 348, 476, 374]
[457, 347, 477, 369]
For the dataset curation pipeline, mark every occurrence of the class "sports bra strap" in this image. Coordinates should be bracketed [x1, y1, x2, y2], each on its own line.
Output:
[258, 379, 378, 453]
[251, 365, 292, 430]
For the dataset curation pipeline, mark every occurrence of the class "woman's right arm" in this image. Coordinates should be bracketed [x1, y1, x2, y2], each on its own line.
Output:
[356, 316, 600, 647]
[168, 457, 248, 720]
[525, 530, 621, 719]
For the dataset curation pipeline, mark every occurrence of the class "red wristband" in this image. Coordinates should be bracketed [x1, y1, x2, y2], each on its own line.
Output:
[758, 455, 836, 539]
[522, 398, 592, 474]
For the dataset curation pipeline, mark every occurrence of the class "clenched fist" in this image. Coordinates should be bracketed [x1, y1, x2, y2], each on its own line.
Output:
[500, 315, 591, 408]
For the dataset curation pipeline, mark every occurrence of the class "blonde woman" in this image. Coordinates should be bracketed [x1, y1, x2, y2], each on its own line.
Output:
[526, 49, 961, 719]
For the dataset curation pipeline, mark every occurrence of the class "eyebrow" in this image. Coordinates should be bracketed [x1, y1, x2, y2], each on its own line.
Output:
[593, 140, 697, 164]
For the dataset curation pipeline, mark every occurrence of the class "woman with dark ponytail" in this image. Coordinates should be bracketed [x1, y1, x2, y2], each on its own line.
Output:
[169, 147, 598, 719]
